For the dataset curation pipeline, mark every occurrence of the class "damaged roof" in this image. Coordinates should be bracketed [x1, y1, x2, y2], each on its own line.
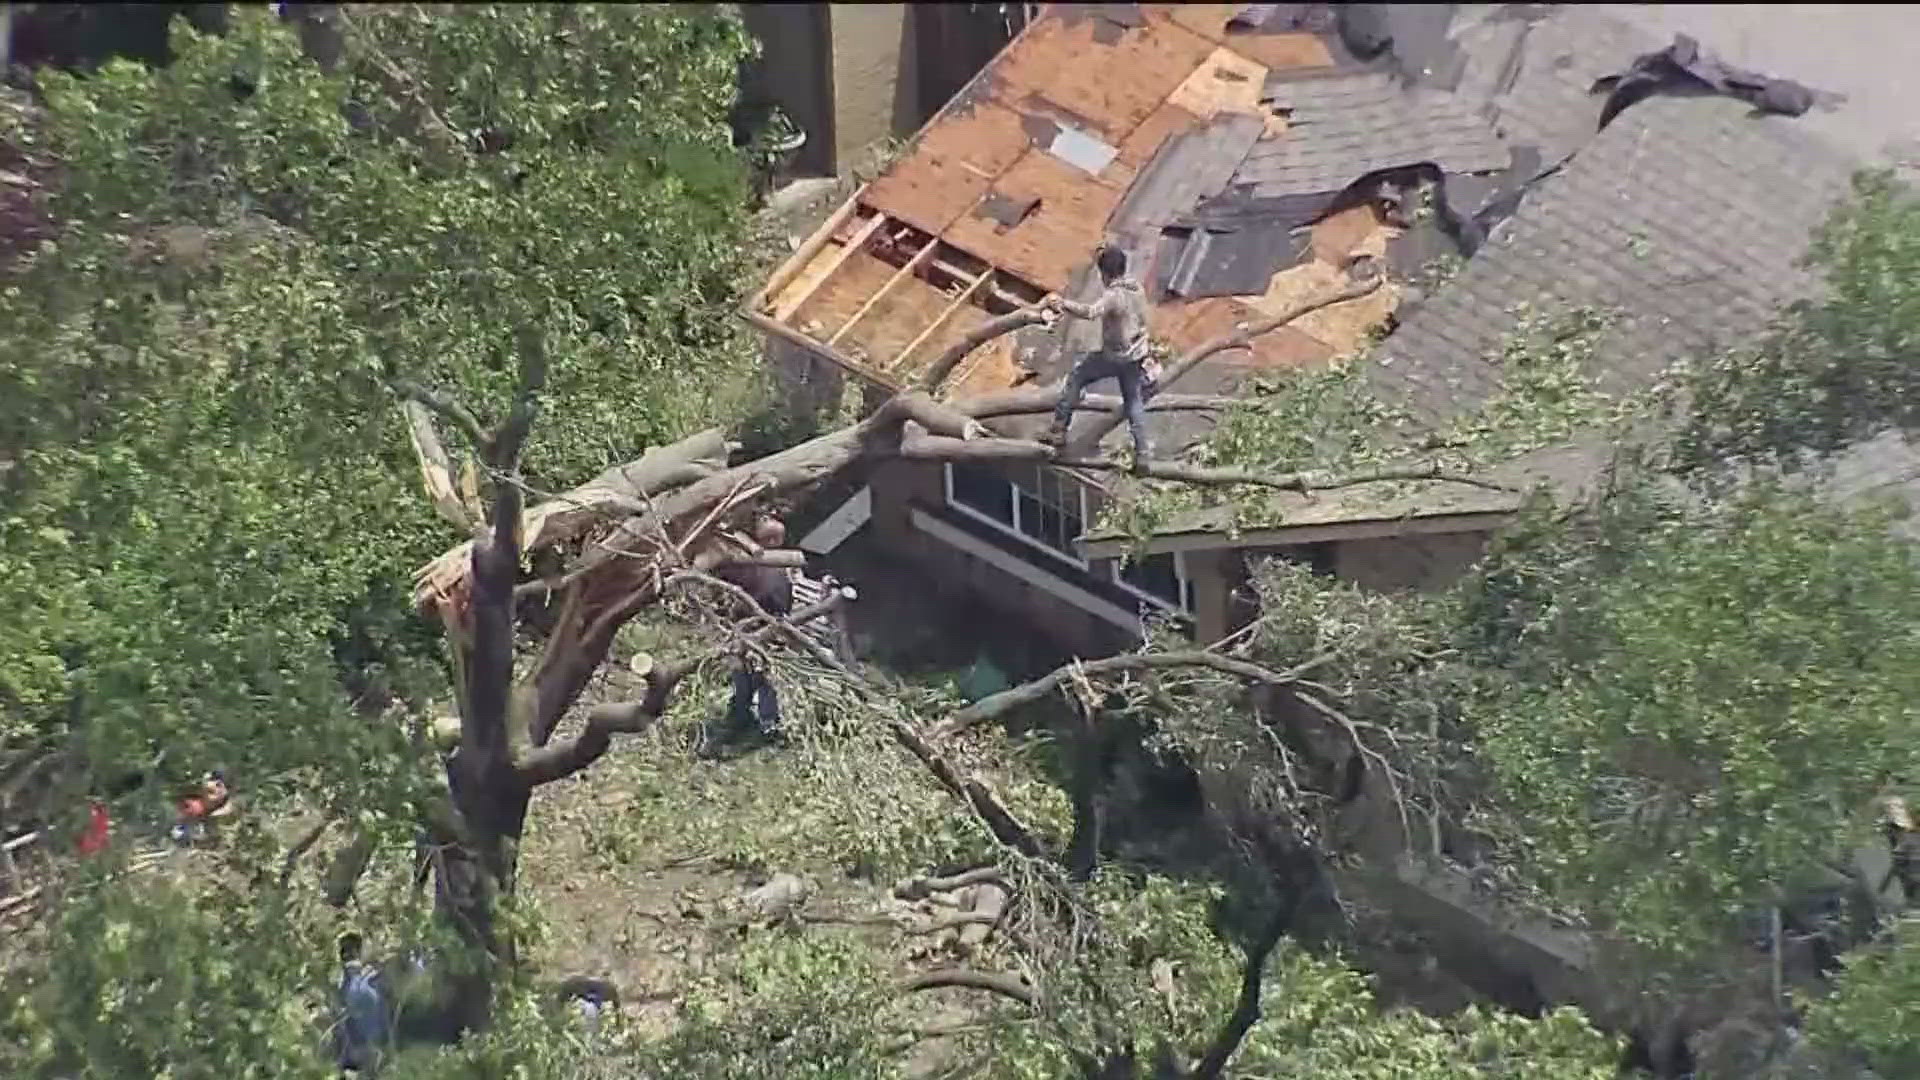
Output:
[747, 4, 1864, 554]
[1082, 4, 1867, 554]
[744, 2, 1444, 447]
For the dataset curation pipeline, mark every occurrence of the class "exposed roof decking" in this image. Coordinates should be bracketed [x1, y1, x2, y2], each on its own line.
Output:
[1079, 6, 1867, 551]
[745, 3, 1392, 412]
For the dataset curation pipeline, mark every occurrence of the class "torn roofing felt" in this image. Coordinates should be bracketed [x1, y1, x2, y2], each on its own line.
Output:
[1592, 33, 1820, 129]
[1227, 4, 1465, 86]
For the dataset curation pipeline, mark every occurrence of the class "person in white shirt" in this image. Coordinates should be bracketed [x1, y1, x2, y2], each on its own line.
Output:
[1041, 246, 1156, 471]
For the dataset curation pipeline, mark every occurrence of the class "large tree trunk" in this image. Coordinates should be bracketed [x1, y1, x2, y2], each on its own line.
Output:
[434, 760, 530, 1032]
[386, 269, 1420, 1038]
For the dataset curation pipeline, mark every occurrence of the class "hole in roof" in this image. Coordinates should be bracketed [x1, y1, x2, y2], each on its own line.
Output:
[1048, 125, 1120, 176]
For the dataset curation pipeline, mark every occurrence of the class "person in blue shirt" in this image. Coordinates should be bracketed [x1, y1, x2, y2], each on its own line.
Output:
[335, 932, 388, 1073]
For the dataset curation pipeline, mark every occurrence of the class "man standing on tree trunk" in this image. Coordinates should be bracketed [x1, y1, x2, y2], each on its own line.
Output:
[715, 516, 794, 743]
[1041, 245, 1157, 473]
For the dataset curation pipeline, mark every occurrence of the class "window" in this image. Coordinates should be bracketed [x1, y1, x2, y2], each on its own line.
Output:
[948, 461, 1014, 527]
[1100, 551, 1192, 614]
[1015, 467, 1085, 555]
[944, 462, 1089, 566]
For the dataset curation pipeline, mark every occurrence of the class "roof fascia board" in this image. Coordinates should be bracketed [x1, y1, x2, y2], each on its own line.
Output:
[740, 5, 1051, 329]
[1077, 508, 1521, 558]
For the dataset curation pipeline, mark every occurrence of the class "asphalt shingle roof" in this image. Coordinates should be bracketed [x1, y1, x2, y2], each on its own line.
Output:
[1367, 89, 1856, 431]
[1242, 70, 1509, 197]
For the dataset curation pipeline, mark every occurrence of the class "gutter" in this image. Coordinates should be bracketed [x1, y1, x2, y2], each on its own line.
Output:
[1076, 506, 1522, 559]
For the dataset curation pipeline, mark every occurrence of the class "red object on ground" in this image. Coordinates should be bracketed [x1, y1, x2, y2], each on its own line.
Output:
[78, 801, 110, 856]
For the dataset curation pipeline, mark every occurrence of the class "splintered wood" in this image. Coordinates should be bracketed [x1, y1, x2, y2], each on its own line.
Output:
[1246, 260, 1402, 359]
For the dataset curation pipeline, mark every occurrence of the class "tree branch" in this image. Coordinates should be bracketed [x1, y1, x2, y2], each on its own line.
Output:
[890, 720, 1045, 858]
[400, 399, 482, 534]
[394, 381, 487, 452]
[278, 815, 335, 889]
[917, 306, 1056, 393]
[484, 328, 549, 470]
[900, 968, 1036, 1008]
[664, 570, 853, 675]
[336, 4, 469, 170]
[1067, 267, 1385, 452]
[895, 438, 1515, 497]
[514, 655, 695, 786]
[1188, 891, 1296, 1080]
[962, 391, 1242, 419]
[516, 592, 851, 785]
[937, 650, 1336, 737]
[895, 866, 1006, 900]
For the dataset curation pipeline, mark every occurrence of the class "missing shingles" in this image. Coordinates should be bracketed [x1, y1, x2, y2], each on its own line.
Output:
[1020, 112, 1062, 148]
[976, 192, 1042, 231]
[1058, 3, 1148, 45]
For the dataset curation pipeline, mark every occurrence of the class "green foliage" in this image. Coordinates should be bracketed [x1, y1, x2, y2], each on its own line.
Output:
[1804, 918, 1920, 1076]
[624, 933, 900, 1079]
[984, 874, 1619, 1078]
[1679, 171, 1920, 470]
[3, 3, 768, 782]
[2, 859, 335, 1079]
[1462, 485, 1920, 963]
[2, 4, 774, 1074]
[1104, 305, 1638, 542]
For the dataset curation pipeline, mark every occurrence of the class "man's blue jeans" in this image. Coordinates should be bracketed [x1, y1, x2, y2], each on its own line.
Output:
[729, 667, 783, 738]
[1052, 351, 1152, 458]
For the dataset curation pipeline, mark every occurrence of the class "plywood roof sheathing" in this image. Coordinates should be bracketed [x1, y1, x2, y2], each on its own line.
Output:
[994, 10, 1216, 142]
[1165, 45, 1269, 120]
[827, 230, 939, 348]
[773, 209, 888, 323]
[863, 100, 1033, 236]
[945, 149, 1135, 293]
[893, 270, 996, 380]
[1222, 30, 1336, 71]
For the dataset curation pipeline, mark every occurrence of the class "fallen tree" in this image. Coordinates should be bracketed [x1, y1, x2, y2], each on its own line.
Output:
[386, 258, 1528, 1029]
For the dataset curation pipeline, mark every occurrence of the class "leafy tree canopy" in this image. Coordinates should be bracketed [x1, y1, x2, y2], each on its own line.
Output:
[0, 4, 767, 794]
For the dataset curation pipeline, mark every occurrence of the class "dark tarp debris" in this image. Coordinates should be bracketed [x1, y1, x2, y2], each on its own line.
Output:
[1226, 4, 1334, 34]
[1156, 221, 1310, 300]
[1228, 4, 1462, 85]
[1592, 33, 1817, 130]
[1154, 190, 1341, 300]
[1338, 4, 1393, 60]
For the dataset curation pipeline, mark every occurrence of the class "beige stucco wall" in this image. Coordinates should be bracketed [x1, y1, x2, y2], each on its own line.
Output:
[827, 3, 916, 172]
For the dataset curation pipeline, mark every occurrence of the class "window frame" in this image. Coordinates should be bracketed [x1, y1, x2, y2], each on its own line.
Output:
[943, 461, 1091, 570]
[943, 462, 1194, 615]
